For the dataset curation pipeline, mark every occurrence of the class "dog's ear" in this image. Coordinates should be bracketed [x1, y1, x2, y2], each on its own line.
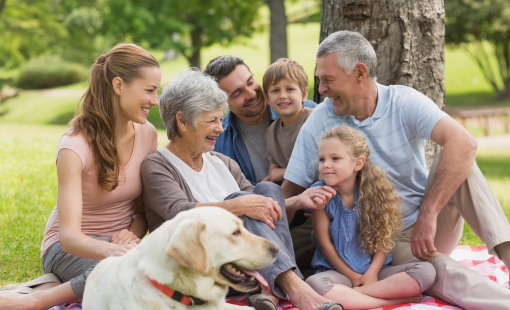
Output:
[167, 219, 209, 273]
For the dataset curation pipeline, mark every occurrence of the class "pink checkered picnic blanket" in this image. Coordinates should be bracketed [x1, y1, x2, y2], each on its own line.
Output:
[50, 245, 509, 310]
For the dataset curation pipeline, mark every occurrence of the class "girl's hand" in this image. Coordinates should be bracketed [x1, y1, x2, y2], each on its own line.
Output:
[352, 273, 378, 287]
[300, 186, 337, 210]
[111, 229, 140, 245]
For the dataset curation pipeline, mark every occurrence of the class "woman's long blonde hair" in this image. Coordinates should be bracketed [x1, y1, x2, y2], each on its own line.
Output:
[69, 43, 159, 191]
[321, 126, 402, 254]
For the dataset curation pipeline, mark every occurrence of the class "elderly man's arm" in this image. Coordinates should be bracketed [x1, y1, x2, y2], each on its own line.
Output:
[411, 116, 478, 260]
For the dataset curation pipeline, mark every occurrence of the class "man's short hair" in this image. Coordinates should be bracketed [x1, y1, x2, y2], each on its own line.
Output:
[317, 30, 377, 79]
[262, 58, 308, 96]
[203, 55, 250, 82]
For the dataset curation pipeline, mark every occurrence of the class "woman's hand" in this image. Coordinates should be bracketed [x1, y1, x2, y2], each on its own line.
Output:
[229, 195, 282, 229]
[111, 229, 141, 245]
[299, 186, 337, 210]
[105, 243, 137, 257]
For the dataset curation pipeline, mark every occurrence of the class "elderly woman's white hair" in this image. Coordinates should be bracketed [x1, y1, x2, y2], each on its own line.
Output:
[159, 68, 228, 140]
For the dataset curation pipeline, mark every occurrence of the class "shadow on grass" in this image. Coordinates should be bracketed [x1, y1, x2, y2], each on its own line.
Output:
[446, 91, 510, 107]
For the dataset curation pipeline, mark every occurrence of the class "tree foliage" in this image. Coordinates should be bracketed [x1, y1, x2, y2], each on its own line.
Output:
[0, 0, 106, 68]
[103, 0, 263, 69]
[0, 0, 65, 68]
[445, 0, 510, 99]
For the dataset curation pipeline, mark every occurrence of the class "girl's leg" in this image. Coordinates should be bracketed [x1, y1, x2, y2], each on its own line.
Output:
[306, 269, 423, 310]
[323, 284, 421, 309]
[352, 272, 420, 299]
[353, 262, 436, 299]
[0, 282, 77, 310]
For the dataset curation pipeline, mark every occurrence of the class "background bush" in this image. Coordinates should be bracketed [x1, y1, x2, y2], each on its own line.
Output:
[16, 56, 89, 89]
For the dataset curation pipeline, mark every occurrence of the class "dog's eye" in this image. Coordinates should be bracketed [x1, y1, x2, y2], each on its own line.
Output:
[232, 229, 241, 236]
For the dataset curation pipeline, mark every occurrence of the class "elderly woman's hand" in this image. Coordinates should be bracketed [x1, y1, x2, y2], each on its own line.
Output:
[228, 195, 283, 229]
[299, 186, 337, 210]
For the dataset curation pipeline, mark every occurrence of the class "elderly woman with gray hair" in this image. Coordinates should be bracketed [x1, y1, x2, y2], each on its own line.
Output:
[141, 68, 343, 310]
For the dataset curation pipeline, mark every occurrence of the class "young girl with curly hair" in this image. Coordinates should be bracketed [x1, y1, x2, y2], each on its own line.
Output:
[305, 126, 436, 309]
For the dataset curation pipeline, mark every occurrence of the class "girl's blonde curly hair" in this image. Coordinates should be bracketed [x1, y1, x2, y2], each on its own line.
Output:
[320, 126, 402, 254]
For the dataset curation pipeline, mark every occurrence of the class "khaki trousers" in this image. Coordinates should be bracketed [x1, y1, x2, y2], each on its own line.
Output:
[392, 153, 510, 310]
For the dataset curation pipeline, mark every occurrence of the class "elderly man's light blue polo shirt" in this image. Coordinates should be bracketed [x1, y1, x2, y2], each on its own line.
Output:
[285, 83, 448, 229]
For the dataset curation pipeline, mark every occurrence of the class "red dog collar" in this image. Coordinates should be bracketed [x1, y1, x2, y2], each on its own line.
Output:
[147, 276, 207, 306]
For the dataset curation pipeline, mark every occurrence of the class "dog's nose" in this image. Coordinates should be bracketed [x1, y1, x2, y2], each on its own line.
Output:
[269, 243, 279, 257]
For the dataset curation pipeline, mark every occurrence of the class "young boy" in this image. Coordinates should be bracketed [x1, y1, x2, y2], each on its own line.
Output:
[261, 58, 314, 184]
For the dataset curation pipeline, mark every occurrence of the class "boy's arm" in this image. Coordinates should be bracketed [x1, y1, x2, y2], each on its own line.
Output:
[313, 209, 362, 282]
[262, 164, 285, 183]
[353, 252, 386, 287]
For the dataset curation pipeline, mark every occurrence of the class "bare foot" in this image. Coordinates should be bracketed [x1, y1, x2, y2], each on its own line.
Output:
[0, 293, 42, 310]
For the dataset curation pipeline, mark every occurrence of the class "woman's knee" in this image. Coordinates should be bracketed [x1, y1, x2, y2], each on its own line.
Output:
[405, 262, 437, 292]
[254, 182, 284, 201]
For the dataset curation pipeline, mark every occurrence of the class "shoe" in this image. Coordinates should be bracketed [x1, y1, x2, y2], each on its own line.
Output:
[247, 294, 277, 310]
[314, 301, 344, 310]
[0, 273, 61, 294]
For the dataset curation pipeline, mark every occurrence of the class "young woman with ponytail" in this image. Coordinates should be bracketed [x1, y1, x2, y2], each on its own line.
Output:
[0, 43, 161, 310]
[304, 126, 436, 309]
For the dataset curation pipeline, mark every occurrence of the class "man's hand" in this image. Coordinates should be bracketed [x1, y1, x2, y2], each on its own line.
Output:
[299, 186, 337, 210]
[410, 214, 438, 260]
[111, 229, 140, 245]
[230, 195, 283, 229]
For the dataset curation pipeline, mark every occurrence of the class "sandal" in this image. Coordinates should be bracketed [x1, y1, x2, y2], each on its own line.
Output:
[0, 273, 61, 294]
[247, 294, 278, 310]
[314, 301, 344, 310]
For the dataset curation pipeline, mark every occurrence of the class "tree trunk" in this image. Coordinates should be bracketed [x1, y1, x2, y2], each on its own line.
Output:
[315, 0, 445, 166]
[186, 26, 202, 69]
[0, 0, 6, 17]
[267, 0, 288, 63]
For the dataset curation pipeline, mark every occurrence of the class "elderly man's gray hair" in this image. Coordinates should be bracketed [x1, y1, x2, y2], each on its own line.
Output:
[317, 30, 377, 79]
[159, 68, 228, 140]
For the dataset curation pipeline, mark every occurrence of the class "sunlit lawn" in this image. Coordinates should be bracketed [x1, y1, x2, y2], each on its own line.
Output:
[0, 123, 509, 286]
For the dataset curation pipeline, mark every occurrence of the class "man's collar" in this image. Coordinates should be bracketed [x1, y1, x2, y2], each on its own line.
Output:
[147, 276, 206, 306]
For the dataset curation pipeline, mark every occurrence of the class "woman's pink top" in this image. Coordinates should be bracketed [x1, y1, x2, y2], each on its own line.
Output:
[40, 122, 157, 257]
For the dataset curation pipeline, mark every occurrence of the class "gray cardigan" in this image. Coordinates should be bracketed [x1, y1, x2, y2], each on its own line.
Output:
[141, 150, 255, 232]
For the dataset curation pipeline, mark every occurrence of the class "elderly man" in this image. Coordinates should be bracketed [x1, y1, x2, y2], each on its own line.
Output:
[282, 30, 510, 309]
[203, 56, 316, 185]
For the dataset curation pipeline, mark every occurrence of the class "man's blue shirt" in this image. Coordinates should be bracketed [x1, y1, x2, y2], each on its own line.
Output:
[215, 100, 317, 185]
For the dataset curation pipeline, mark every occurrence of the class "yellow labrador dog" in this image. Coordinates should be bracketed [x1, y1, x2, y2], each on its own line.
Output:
[83, 207, 278, 310]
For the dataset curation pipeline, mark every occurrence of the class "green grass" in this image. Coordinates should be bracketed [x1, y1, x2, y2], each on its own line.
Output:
[0, 123, 509, 286]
